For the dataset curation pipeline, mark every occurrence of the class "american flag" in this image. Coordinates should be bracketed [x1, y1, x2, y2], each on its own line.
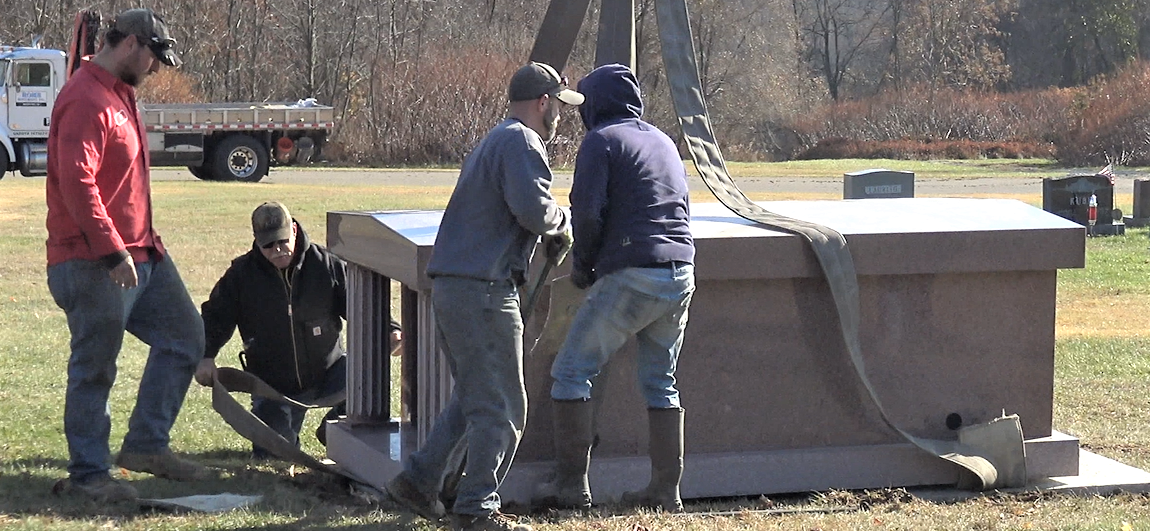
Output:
[1098, 164, 1115, 186]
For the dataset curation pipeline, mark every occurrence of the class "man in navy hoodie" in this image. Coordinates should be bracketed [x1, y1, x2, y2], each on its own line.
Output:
[533, 64, 695, 512]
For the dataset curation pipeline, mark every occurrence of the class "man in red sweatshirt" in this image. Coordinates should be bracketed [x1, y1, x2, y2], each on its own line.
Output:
[45, 8, 208, 503]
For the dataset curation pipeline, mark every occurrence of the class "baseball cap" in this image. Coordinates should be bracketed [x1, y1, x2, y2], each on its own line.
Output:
[252, 202, 293, 247]
[508, 62, 584, 105]
[112, 8, 183, 67]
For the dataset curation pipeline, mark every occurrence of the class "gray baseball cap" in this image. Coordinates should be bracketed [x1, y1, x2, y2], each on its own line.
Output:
[113, 8, 183, 67]
[252, 202, 293, 247]
[508, 62, 584, 105]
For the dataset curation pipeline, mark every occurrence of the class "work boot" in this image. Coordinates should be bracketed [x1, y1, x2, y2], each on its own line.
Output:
[67, 474, 138, 502]
[115, 448, 211, 481]
[531, 399, 594, 509]
[451, 510, 533, 531]
[619, 407, 684, 512]
[385, 471, 446, 522]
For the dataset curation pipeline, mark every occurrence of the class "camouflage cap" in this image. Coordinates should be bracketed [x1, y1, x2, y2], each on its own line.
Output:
[252, 202, 293, 247]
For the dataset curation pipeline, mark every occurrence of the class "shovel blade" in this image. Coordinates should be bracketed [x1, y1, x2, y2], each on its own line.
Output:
[530, 275, 587, 357]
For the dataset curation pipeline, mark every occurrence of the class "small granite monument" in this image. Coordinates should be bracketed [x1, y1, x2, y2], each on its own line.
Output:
[844, 169, 915, 199]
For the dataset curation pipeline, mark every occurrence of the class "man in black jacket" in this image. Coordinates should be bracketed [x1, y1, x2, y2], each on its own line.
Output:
[196, 202, 397, 457]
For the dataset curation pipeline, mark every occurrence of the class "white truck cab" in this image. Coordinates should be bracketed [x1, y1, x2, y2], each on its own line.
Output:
[0, 44, 331, 182]
[0, 46, 66, 177]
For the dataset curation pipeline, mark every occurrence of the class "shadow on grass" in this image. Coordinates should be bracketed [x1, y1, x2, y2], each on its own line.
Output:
[0, 450, 406, 527]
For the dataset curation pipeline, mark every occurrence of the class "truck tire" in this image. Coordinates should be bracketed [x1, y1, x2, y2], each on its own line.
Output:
[212, 135, 269, 182]
[187, 164, 213, 180]
[0, 146, 8, 180]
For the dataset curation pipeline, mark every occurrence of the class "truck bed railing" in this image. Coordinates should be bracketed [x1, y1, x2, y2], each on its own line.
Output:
[141, 102, 334, 132]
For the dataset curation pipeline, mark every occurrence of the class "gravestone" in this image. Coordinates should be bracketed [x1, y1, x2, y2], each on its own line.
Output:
[844, 169, 915, 199]
[325, 198, 1085, 503]
[1122, 179, 1150, 228]
[1042, 175, 1125, 236]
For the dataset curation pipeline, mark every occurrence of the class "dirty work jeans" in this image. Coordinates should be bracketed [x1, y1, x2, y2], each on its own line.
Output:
[251, 355, 347, 457]
[551, 263, 695, 408]
[47, 256, 204, 484]
[402, 276, 526, 516]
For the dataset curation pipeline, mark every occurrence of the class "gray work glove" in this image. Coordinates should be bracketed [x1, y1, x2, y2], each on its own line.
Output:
[544, 227, 573, 265]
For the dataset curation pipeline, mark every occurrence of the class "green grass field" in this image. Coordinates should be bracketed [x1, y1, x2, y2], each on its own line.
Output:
[3, 161, 1150, 530]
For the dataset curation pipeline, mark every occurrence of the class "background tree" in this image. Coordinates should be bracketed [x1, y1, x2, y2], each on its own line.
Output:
[794, 0, 889, 100]
[2, 0, 1146, 164]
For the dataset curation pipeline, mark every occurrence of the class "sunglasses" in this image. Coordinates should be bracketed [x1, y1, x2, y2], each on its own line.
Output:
[136, 35, 175, 61]
[261, 239, 290, 250]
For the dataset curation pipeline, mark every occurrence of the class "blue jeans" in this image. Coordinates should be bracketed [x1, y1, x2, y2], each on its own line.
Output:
[403, 276, 526, 516]
[251, 355, 347, 456]
[47, 255, 204, 483]
[551, 263, 695, 408]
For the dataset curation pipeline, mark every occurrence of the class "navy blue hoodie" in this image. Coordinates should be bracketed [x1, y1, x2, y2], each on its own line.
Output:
[570, 64, 694, 283]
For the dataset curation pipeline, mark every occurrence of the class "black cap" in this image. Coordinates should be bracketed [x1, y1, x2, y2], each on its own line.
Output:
[113, 8, 182, 67]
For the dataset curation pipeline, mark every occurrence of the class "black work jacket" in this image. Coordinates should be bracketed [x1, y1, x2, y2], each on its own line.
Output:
[201, 221, 346, 396]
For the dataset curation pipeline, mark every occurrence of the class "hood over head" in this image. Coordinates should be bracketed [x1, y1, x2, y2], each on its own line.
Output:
[577, 63, 643, 131]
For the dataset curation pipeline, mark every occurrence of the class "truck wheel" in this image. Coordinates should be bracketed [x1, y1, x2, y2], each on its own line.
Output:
[187, 164, 213, 180]
[0, 147, 8, 180]
[212, 135, 269, 182]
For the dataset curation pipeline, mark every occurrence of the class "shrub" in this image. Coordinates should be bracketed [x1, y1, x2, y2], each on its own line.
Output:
[1050, 62, 1150, 166]
[797, 137, 1054, 160]
[786, 81, 1077, 161]
[138, 69, 204, 104]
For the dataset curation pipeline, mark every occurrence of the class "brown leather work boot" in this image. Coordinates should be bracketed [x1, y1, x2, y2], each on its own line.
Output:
[67, 474, 138, 502]
[385, 471, 446, 522]
[115, 448, 211, 481]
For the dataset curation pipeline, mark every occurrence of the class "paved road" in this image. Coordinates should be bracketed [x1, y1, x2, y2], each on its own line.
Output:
[150, 167, 1143, 197]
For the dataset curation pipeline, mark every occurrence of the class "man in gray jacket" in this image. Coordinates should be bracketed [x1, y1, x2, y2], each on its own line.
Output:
[385, 62, 582, 531]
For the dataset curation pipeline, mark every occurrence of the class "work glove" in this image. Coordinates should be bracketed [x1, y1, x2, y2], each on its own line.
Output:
[194, 357, 217, 387]
[544, 227, 574, 265]
[571, 268, 595, 290]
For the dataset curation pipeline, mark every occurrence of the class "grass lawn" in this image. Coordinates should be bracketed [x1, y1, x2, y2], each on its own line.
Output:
[3, 163, 1150, 530]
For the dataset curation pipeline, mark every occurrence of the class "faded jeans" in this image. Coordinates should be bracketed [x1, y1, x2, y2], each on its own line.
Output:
[551, 263, 695, 408]
[251, 355, 347, 457]
[47, 256, 204, 483]
[403, 276, 526, 516]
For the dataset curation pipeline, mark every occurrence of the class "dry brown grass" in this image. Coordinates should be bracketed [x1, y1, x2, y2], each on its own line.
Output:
[3, 173, 1150, 530]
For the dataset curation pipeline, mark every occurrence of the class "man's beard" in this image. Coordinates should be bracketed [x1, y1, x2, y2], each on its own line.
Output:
[119, 71, 141, 87]
[541, 112, 559, 142]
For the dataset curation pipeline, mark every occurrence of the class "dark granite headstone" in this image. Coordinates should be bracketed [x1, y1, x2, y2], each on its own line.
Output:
[1042, 175, 1124, 235]
[843, 169, 915, 199]
[1124, 179, 1150, 228]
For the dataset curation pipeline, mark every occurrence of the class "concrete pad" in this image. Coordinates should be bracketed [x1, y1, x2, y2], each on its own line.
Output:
[1035, 450, 1150, 495]
[912, 449, 1150, 502]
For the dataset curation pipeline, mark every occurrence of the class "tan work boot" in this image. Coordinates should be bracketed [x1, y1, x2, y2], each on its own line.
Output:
[531, 399, 594, 509]
[385, 471, 446, 522]
[115, 448, 210, 481]
[451, 511, 533, 531]
[67, 474, 138, 502]
[619, 407, 684, 512]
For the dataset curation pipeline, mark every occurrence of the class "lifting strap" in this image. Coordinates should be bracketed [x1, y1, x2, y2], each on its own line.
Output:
[530, 0, 1015, 490]
[211, 367, 355, 478]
